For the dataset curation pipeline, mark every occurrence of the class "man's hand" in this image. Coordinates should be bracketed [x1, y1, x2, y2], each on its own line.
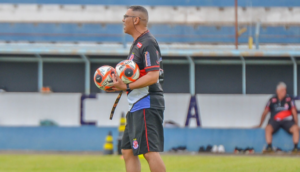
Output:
[253, 125, 262, 128]
[105, 89, 116, 93]
[105, 87, 121, 92]
[112, 73, 126, 91]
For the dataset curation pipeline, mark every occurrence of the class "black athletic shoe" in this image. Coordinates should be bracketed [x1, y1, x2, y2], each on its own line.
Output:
[275, 147, 283, 152]
[244, 147, 255, 154]
[249, 147, 255, 154]
[243, 147, 249, 154]
[198, 146, 205, 153]
[263, 146, 274, 153]
[291, 147, 299, 154]
[169, 147, 178, 152]
[205, 145, 213, 152]
[234, 147, 243, 154]
[177, 146, 187, 152]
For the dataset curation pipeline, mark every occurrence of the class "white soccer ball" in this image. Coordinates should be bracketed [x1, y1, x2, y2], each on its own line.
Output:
[93, 65, 115, 91]
[115, 60, 140, 84]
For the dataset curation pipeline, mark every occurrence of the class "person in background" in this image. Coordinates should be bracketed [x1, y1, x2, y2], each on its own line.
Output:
[255, 82, 299, 153]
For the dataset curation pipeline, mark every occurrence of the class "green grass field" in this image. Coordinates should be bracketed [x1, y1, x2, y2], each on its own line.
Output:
[0, 154, 299, 172]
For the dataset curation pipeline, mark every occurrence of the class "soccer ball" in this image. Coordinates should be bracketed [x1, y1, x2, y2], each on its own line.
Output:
[94, 65, 115, 91]
[115, 60, 140, 84]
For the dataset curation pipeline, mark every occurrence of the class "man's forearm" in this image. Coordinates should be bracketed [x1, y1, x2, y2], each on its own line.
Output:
[129, 71, 158, 90]
[292, 109, 298, 126]
[259, 116, 265, 126]
[293, 113, 298, 126]
[112, 71, 159, 91]
[259, 110, 268, 126]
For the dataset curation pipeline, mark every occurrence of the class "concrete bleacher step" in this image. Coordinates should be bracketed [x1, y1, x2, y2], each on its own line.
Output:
[0, 4, 299, 24]
[0, 0, 300, 7]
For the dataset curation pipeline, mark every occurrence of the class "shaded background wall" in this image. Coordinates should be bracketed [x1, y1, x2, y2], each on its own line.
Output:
[0, 59, 296, 95]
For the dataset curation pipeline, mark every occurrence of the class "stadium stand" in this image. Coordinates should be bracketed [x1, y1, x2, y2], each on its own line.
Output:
[0, 4, 299, 25]
[0, 1, 298, 44]
[0, 0, 299, 7]
[0, 23, 299, 44]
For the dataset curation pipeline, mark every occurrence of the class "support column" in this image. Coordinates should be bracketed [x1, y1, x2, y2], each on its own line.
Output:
[81, 54, 90, 95]
[185, 56, 201, 127]
[290, 56, 297, 96]
[187, 56, 195, 95]
[234, 0, 238, 49]
[36, 54, 43, 92]
[240, 56, 246, 94]
[255, 21, 260, 50]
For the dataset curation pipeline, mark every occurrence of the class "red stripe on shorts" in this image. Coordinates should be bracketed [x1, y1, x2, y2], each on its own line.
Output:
[143, 109, 150, 151]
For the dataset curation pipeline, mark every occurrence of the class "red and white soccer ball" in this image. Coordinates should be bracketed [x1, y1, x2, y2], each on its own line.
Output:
[115, 60, 140, 84]
[93, 65, 115, 91]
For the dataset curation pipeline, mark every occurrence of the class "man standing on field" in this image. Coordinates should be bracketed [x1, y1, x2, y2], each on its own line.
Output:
[112, 6, 166, 172]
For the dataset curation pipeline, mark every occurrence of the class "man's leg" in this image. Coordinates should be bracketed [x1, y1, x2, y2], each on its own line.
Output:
[144, 152, 166, 172]
[289, 125, 299, 149]
[265, 124, 274, 147]
[122, 149, 141, 172]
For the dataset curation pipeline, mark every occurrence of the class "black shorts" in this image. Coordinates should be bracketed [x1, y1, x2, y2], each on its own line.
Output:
[121, 108, 164, 156]
[268, 119, 296, 134]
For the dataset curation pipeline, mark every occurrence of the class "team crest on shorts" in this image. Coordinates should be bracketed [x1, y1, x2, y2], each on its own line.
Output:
[133, 138, 139, 149]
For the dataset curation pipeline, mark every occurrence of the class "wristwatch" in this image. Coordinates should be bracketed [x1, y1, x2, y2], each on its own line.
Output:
[126, 84, 131, 91]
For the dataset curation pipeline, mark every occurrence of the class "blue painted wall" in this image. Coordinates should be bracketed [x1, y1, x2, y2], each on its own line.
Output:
[0, 127, 118, 151]
[0, 23, 299, 44]
[0, 0, 299, 7]
[164, 128, 295, 152]
[0, 127, 297, 153]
